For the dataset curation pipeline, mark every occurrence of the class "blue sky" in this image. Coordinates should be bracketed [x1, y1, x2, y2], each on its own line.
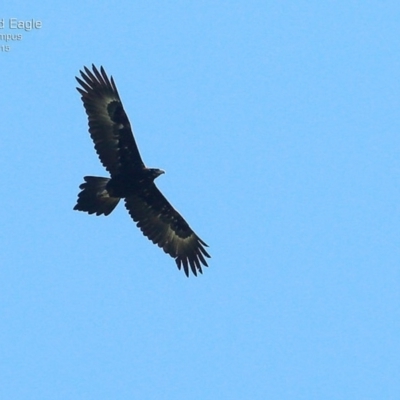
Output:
[1, 1, 399, 399]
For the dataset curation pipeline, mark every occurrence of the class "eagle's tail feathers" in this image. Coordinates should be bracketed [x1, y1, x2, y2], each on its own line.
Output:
[74, 176, 120, 216]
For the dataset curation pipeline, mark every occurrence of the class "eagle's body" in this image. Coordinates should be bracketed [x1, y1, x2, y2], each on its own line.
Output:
[74, 65, 210, 276]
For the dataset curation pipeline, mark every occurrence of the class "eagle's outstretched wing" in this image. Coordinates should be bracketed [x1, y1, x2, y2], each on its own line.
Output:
[76, 65, 144, 175]
[124, 185, 210, 276]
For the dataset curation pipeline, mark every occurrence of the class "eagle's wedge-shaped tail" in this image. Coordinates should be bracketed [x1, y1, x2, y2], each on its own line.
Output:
[74, 176, 120, 216]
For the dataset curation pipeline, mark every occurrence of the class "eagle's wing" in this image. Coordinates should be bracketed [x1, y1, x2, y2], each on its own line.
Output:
[124, 185, 210, 276]
[76, 65, 144, 176]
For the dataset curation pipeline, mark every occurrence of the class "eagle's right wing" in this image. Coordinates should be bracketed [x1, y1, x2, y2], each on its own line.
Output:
[76, 65, 145, 176]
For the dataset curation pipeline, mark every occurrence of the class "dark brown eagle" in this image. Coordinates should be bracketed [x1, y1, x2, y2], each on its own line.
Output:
[73, 65, 210, 276]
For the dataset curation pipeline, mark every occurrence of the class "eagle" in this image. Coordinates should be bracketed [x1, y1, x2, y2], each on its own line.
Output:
[73, 65, 210, 276]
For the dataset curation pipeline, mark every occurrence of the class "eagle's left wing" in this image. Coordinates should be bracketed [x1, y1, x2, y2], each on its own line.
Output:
[124, 185, 210, 276]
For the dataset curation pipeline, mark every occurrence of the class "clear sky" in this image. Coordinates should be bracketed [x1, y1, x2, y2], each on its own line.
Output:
[1, 1, 399, 399]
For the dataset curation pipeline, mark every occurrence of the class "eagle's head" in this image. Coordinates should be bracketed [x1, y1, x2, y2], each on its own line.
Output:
[149, 168, 165, 180]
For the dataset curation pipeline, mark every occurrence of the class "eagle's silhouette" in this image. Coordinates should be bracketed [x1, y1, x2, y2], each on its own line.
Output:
[74, 65, 210, 276]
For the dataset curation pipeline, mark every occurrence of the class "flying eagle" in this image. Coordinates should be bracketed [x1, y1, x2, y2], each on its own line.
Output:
[73, 65, 210, 276]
